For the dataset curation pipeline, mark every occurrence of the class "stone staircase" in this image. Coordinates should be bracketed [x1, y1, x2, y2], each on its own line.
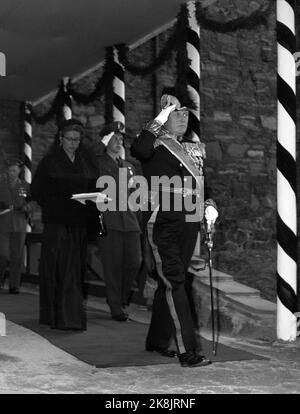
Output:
[188, 257, 276, 340]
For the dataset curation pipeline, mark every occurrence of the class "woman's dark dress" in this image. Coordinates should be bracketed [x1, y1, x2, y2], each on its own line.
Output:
[31, 146, 99, 330]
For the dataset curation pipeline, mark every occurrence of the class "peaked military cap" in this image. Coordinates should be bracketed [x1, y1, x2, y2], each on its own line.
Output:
[99, 121, 125, 138]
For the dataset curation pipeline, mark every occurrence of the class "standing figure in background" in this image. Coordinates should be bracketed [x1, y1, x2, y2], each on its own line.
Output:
[131, 88, 218, 368]
[0, 159, 32, 294]
[31, 119, 99, 331]
[96, 121, 142, 322]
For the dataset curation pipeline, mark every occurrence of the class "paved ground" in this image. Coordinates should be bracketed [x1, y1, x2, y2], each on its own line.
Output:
[0, 286, 300, 394]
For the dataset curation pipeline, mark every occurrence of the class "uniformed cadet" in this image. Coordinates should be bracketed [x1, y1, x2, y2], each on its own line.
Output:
[0, 158, 32, 293]
[96, 121, 142, 322]
[131, 88, 218, 368]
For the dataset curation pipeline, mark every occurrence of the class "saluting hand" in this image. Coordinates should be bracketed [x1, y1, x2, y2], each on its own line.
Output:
[154, 103, 177, 125]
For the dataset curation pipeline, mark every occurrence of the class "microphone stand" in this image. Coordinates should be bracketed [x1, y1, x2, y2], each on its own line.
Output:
[206, 222, 216, 356]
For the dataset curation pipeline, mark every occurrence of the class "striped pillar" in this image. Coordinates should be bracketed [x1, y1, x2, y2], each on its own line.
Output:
[62, 77, 72, 120]
[186, 1, 201, 258]
[112, 47, 125, 128]
[186, 0, 200, 143]
[24, 102, 32, 185]
[24, 102, 32, 233]
[276, 0, 297, 341]
[0, 52, 6, 76]
[112, 47, 126, 159]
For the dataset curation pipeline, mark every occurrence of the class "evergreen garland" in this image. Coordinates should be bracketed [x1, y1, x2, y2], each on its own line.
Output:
[116, 4, 188, 76]
[29, 80, 66, 125]
[70, 73, 107, 105]
[195, 0, 273, 33]
[29, 0, 273, 123]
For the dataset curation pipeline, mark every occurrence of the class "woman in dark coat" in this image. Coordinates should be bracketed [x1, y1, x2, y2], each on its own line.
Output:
[31, 119, 99, 330]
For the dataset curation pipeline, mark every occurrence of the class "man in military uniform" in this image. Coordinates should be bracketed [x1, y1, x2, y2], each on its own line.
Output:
[0, 159, 32, 293]
[96, 121, 142, 322]
[131, 89, 218, 368]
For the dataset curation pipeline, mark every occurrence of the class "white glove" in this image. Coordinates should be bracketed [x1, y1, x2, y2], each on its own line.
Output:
[154, 104, 177, 125]
[205, 205, 218, 231]
[118, 144, 126, 160]
[101, 132, 114, 146]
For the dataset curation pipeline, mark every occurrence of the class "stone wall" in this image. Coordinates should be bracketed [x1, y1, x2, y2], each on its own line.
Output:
[0, 100, 22, 173]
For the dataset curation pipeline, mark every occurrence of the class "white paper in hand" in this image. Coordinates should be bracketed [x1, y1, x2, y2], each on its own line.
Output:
[0, 208, 12, 216]
[71, 192, 112, 205]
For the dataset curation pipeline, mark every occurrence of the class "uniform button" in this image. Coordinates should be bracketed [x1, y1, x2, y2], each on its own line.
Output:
[179, 163, 183, 167]
[183, 177, 187, 182]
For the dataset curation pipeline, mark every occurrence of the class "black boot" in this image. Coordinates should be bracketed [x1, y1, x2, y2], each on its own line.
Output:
[179, 351, 211, 367]
[146, 344, 177, 357]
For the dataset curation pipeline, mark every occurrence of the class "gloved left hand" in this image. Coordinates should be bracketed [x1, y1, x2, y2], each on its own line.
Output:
[204, 198, 218, 227]
[205, 204, 218, 224]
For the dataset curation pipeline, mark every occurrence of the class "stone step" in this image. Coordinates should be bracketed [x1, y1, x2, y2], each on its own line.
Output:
[189, 266, 260, 296]
[200, 278, 261, 297]
[225, 294, 276, 314]
[188, 259, 276, 339]
[191, 278, 276, 340]
[188, 265, 234, 281]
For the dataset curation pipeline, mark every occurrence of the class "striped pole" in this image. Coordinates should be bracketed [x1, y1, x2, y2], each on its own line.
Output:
[186, 1, 201, 258]
[112, 47, 126, 159]
[186, 0, 200, 143]
[276, 0, 297, 341]
[112, 47, 125, 128]
[24, 102, 32, 233]
[62, 77, 72, 120]
[24, 102, 32, 185]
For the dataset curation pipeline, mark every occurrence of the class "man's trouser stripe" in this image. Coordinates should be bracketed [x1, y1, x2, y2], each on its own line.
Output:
[147, 209, 186, 354]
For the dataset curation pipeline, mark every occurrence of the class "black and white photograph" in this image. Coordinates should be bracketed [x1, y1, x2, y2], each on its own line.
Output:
[0, 0, 300, 396]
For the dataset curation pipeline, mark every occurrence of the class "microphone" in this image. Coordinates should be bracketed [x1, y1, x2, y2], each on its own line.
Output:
[206, 219, 214, 233]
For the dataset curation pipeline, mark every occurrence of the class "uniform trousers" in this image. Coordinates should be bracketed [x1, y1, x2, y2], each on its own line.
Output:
[146, 211, 200, 354]
[0, 232, 26, 289]
[98, 230, 142, 317]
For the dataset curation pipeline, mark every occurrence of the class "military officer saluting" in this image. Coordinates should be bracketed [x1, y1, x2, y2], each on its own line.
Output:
[96, 121, 142, 322]
[131, 88, 218, 368]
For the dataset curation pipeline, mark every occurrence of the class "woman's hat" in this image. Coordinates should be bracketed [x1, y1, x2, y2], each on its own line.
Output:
[58, 118, 84, 134]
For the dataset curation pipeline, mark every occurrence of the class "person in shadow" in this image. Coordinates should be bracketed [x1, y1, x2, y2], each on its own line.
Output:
[0, 158, 33, 294]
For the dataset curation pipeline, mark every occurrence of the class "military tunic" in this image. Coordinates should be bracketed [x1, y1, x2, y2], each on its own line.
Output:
[96, 152, 142, 318]
[0, 175, 31, 289]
